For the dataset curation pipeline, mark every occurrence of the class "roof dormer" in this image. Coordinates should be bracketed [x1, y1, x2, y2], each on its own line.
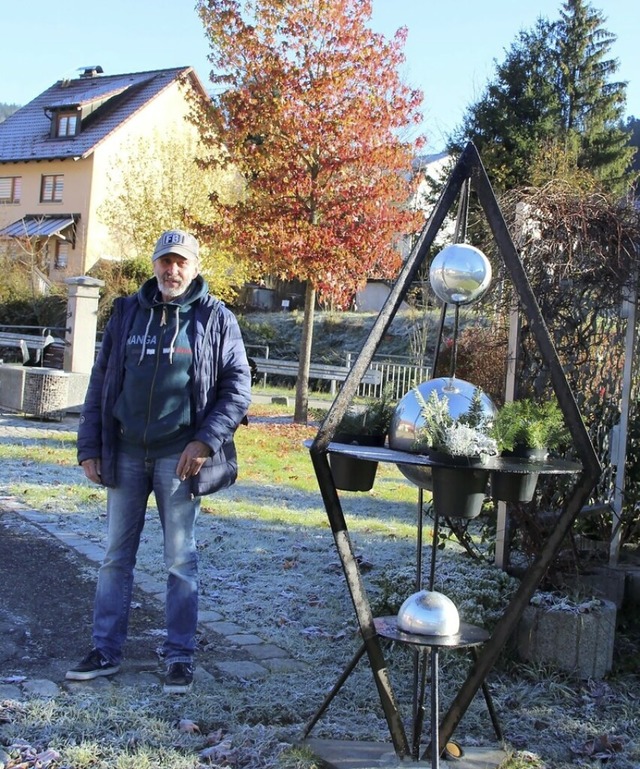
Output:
[47, 106, 81, 138]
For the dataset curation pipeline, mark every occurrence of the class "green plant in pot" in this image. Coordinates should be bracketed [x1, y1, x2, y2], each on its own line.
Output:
[489, 397, 570, 503]
[330, 389, 395, 492]
[491, 397, 569, 460]
[412, 386, 498, 519]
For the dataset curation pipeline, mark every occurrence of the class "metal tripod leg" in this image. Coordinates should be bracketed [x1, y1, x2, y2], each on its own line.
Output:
[301, 642, 367, 739]
[471, 646, 503, 740]
[411, 649, 429, 759]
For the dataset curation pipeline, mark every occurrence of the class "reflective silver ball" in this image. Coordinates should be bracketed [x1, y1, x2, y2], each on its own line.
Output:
[397, 590, 460, 636]
[429, 243, 492, 305]
[388, 377, 497, 488]
[389, 377, 497, 452]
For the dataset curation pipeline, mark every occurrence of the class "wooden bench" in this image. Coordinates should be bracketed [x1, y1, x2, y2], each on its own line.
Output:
[0, 331, 58, 366]
[251, 356, 382, 394]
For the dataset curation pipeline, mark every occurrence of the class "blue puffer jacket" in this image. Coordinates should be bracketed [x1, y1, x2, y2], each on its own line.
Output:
[77, 276, 252, 496]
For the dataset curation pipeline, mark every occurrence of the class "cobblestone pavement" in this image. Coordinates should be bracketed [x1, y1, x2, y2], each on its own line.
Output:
[0, 410, 307, 702]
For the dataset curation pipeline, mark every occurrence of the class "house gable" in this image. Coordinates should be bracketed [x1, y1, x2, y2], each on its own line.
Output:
[0, 66, 210, 280]
[0, 66, 207, 164]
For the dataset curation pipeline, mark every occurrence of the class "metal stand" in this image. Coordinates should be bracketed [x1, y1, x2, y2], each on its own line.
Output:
[306, 144, 601, 757]
[302, 483, 505, 765]
[305, 440, 583, 759]
[303, 616, 496, 768]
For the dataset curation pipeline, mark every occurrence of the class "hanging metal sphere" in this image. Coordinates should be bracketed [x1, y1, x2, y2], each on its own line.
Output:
[429, 243, 492, 305]
[388, 377, 497, 488]
[397, 589, 460, 636]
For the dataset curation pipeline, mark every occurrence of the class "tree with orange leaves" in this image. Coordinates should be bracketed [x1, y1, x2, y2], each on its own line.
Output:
[194, 0, 424, 422]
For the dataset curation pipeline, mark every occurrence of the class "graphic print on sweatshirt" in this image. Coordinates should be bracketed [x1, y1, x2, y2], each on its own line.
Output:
[113, 302, 196, 453]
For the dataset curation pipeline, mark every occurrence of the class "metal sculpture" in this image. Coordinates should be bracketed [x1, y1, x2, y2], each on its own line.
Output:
[306, 142, 601, 761]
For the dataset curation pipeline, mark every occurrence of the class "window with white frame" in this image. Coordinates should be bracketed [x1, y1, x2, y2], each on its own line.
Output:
[0, 176, 21, 203]
[56, 112, 78, 137]
[41, 174, 64, 203]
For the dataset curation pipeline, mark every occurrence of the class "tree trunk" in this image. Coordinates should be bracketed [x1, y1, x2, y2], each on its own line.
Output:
[294, 282, 316, 424]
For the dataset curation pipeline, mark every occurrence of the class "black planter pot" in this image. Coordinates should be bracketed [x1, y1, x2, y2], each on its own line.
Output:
[490, 470, 540, 503]
[431, 465, 489, 519]
[330, 433, 385, 492]
[503, 445, 549, 461]
[491, 445, 547, 502]
[427, 449, 487, 467]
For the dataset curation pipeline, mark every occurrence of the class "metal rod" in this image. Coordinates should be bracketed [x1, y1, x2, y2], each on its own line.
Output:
[431, 648, 440, 769]
[417, 488, 424, 590]
[412, 650, 429, 759]
[301, 642, 367, 738]
[412, 488, 425, 753]
[450, 303, 460, 378]
[429, 509, 439, 591]
[471, 646, 503, 741]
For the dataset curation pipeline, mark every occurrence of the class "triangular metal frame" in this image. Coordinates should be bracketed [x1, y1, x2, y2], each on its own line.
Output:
[307, 142, 602, 758]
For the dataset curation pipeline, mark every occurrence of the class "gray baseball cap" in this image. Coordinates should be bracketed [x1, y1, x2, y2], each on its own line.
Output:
[152, 229, 199, 262]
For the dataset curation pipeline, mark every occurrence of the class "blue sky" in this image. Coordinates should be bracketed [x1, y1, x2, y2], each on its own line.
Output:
[2, 0, 637, 151]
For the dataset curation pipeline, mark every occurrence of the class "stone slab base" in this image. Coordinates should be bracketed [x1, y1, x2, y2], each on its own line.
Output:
[303, 738, 506, 769]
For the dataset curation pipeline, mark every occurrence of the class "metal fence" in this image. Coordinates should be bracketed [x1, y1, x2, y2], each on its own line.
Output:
[345, 353, 430, 400]
[246, 345, 429, 401]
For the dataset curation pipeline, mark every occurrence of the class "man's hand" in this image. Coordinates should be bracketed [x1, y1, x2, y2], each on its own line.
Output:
[177, 440, 211, 481]
[81, 457, 102, 484]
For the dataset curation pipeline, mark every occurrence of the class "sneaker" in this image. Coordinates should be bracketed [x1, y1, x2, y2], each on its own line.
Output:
[163, 661, 193, 693]
[66, 648, 120, 681]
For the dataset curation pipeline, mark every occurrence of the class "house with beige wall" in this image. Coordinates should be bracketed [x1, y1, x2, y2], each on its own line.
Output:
[0, 66, 209, 282]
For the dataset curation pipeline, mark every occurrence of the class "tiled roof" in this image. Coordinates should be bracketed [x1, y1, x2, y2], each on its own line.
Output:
[0, 67, 201, 163]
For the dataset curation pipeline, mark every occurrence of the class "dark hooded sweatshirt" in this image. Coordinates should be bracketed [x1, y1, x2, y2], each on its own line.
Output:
[113, 276, 207, 457]
[77, 274, 252, 496]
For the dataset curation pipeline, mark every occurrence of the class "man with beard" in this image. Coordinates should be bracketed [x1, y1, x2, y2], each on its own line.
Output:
[68, 229, 251, 693]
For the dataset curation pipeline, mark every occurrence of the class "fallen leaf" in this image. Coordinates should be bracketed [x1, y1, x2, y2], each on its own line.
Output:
[178, 719, 201, 734]
[203, 728, 225, 745]
[573, 733, 624, 758]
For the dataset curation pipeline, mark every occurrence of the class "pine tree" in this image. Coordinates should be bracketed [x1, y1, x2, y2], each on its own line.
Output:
[555, 0, 633, 190]
[451, 0, 635, 195]
[451, 19, 560, 190]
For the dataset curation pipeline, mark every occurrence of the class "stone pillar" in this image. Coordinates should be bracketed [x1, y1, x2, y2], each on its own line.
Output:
[64, 276, 104, 374]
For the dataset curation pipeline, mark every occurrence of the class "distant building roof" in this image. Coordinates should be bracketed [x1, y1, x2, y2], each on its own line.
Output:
[0, 66, 206, 164]
[412, 152, 449, 172]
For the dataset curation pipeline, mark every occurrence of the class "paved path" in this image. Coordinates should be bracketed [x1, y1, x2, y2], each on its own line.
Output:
[0, 410, 307, 701]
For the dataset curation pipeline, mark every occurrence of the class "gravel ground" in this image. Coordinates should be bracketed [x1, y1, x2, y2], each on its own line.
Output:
[1, 410, 640, 769]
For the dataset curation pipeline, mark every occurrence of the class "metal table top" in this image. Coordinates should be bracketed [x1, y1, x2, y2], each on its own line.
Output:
[374, 616, 490, 648]
[308, 440, 582, 475]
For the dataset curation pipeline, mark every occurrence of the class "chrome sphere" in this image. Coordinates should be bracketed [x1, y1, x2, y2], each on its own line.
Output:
[389, 377, 497, 453]
[397, 589, 460, 636]
[389, 377, 497, 488]
[429, 243, 492, 305]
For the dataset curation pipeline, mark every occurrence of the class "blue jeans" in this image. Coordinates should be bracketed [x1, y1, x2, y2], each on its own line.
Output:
[92, 452, 200, 665]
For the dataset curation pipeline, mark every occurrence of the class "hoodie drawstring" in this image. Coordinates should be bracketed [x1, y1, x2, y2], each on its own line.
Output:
[168, 305, 180, 364]
[137, 304, 180, 365]
[137, 308, 154, 365]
